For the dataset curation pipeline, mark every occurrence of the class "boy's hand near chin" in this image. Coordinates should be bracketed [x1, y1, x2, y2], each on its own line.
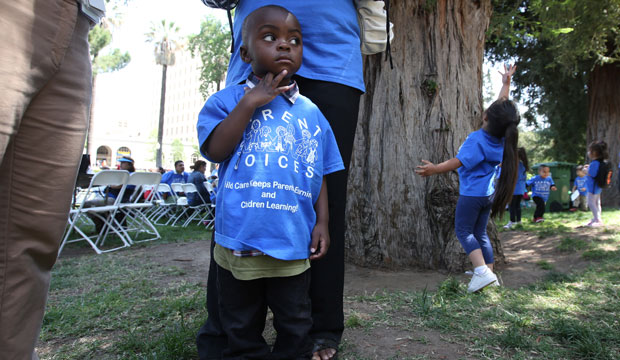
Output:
[244, 70, 292, 108]
[310, 222, 329, 260]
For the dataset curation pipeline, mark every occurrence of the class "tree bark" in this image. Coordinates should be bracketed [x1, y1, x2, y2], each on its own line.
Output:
[156, 64, 168, 168]
[346, 0, 502, 272]
[587, 63, 620, 207]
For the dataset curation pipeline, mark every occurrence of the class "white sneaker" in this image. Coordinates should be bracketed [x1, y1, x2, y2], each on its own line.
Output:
[467, 271, 498, 293]
[503, 221, 514, 229]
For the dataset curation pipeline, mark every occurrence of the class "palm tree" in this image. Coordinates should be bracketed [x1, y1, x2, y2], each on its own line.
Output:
[145, 20, 182, 168]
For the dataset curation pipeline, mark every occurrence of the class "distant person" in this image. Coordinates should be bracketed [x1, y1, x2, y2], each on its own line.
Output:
[188, 160, 211, 206]
[526, 165, 557, 223]
[505, 147, 529, 229]
[585, 141, 609, 227]
[0, 1, 103, 357]
[161, 160, 189, 185]
[196, 6, 344, 358]
[571, 165, 588, 212]
[157, 166, 166, 175]
[416, 64, 519, 293]
[83, 157, 136, 232]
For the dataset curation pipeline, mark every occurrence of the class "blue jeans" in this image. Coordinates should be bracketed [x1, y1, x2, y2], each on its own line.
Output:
[455, 195, 494, 264]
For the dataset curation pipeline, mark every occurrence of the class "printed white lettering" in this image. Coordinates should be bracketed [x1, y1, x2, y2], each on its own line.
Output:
[297, 117, 308, 130]
[262, 109, 274, 121]
[281, 111, 293, 123]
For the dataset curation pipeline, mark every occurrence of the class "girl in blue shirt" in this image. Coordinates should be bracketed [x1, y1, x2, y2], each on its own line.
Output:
[416, 64, 520, 293]
[585, 140, 608, 227]
[505, 147, 529, 229]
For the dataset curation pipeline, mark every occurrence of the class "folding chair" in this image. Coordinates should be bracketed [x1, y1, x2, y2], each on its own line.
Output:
[58, 170, 130, 256]
[151, 183, 178, 225]
[166, 182, 190, 226]
[200, 181, 217, 230]
[117, 172, 162, 244]
[181, 183, 212, 227]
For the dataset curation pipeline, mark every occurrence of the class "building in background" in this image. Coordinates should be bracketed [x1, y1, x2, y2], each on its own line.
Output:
[91, 49, 210, 171]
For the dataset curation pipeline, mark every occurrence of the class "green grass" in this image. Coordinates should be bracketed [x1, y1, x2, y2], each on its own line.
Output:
[41, 209, 620, 359]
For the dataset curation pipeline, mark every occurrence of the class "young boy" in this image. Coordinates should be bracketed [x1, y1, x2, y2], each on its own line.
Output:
[571, 165, 588, 211]
[196, 5, 343, 359]
[526, 165, 557, 223]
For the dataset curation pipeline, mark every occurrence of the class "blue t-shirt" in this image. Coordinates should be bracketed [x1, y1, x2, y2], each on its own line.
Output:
[513, 162, 527, 195]
[574, 175, 587, 196]
[197, 85, 344, 260]
[586, 160, 602, 195]
[161, 171, 189, 186]
[526, 175, 555, 201]
[455, 129, 504, 196]
[226, 0, 364, 93]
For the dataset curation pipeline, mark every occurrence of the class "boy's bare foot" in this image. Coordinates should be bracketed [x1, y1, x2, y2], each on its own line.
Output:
[312, 348, 337, 360]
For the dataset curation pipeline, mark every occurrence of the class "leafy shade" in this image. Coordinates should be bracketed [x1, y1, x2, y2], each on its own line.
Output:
[188, 16, 231, 99]
[486, 0, 619, 163]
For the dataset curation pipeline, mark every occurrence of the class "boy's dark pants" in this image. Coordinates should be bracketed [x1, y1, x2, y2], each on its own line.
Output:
[533, 196, 546, 218]
[197, 78, 361, 358]
[217, 265, 314, 360]
[509, 195, 523, 222]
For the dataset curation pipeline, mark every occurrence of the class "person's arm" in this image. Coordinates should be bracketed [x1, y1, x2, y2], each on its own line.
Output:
[497, 64, 516, 100]
[204, 71, 293, 162]
[310, 177, 329, 260]
[415, 157, 462, 177]
[550, 177, 557, 191]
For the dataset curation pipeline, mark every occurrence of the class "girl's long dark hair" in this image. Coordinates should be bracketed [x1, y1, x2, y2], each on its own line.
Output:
[518, 147, 529, 172]
[588, 140, 608, 160]
[485, 98, 520, 219]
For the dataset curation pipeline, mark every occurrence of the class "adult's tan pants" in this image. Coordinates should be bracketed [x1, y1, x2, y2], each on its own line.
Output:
[0, 1, 92, 358]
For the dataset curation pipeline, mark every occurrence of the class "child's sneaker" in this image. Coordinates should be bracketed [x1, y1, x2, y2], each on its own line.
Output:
[587, 221, 604, 227]
[503, 221, 515, 229]
[533, 217, 544, 223]
[467, 271, 498, 293]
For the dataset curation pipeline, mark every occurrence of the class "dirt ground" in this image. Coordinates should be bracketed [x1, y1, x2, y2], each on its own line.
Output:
[55, 224, 618, 359]
[103, 225, 615, 359]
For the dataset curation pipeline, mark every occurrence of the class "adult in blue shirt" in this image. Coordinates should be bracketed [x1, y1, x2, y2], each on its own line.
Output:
[197, 2, 364, 359]
[188, 160, 211, 206]
[161, 160, 189, 185]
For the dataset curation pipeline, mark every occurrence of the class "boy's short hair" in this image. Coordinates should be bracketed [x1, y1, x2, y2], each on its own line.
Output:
[576, 165, 584, 172]
[241, 5, 294, 45]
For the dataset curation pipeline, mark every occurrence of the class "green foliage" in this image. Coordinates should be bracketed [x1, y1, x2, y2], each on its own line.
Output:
[188, 16, 231, 99]
[88, 9, 131, 76]
[170, 138, 185, 163]
[486, 0, 620, 163]
[145, 20, 183, 66]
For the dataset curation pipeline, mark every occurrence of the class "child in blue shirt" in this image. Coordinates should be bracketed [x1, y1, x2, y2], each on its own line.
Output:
[526, 165, 557, 223]
[416, 64, 520, 293]
[505, 147, 529, 229]
[196, 6, 343, 359]
[571, 165, 588, 211]
[585, 141, 608, 227]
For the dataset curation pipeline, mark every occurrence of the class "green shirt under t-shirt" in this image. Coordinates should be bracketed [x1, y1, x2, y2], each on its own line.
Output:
[214, 244, 310, 281]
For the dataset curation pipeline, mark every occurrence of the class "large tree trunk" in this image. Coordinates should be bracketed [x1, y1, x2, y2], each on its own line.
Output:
[346, 0, 501, 272]
[156, 64, 168, 168]
[587, 63, 620, 207]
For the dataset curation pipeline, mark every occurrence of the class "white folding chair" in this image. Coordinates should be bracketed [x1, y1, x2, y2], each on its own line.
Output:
[117, 172, 162, 244]
[151, 183, 178, 225]
[58, 170, 131, 256]
[200, 181, 216, 230]
[180, 183, 212, 227]
[167, 182, 190, 226]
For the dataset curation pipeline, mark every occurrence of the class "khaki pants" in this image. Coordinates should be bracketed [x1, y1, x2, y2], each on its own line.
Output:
[0, 1, 92, 359]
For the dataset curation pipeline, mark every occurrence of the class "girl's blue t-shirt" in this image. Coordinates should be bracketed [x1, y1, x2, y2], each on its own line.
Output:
[456, 129, 504, 197]
[586, 160, 602, 194]
[513, 161, 527, 195]
[226, 0, 365, 93]
[526, 175, 555, 201]
[197, 85, 344, 260]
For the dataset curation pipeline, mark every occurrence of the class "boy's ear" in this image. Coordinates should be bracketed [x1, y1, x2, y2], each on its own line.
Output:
[240, 45, 252, 64]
